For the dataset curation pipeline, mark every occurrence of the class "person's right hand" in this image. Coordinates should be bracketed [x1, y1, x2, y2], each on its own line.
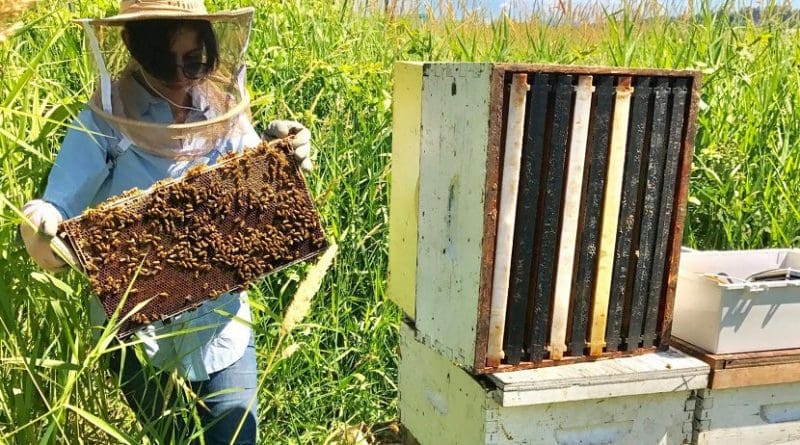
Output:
[19, 199, 76, 273]
[263, 120, 314, 172]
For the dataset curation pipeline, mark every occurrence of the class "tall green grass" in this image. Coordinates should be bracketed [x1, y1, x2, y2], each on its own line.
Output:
[2, 0, 800, 443]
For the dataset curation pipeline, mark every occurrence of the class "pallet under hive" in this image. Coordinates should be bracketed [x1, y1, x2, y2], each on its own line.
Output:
[59, 138, 327, 337]
[672, 337, 800, 389]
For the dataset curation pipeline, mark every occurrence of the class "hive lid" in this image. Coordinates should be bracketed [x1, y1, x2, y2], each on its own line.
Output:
[489, 348, 709, 407]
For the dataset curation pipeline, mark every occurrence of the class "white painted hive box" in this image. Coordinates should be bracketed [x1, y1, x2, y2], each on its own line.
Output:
[398, 323, 709, 445]
[389, 61, 702, 373]
[693, 383, 800, 445]
[673, 248, 800, 354]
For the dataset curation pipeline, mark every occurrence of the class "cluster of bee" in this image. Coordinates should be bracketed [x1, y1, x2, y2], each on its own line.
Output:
[60, 139, 326, 330]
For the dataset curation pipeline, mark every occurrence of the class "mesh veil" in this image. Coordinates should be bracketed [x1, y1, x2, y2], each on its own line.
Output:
[77, 11, 254, 159]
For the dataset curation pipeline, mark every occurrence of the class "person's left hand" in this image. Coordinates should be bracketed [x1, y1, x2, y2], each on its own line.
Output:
[264, 120, 313, 171]
[19, 199, 80, 272]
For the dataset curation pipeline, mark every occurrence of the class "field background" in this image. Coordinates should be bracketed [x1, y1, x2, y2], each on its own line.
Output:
[2, 0, 800, 443]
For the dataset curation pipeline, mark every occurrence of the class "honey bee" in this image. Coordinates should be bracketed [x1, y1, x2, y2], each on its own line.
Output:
[131, 312, 151, 325]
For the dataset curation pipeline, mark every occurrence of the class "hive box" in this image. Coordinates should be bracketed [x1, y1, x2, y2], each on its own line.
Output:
[389, 62, 702, 373]
[673, 249, 800, 354]
[692, 382, 800, 444]
[399, 323, 709, 445]
[672, 338, 800, 444]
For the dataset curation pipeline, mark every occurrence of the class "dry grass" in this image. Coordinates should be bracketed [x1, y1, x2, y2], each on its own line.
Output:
[280, 243, 339, 336]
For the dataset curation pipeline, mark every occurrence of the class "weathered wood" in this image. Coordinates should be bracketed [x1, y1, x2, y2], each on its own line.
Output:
[672, 337, 800, 370]
[607, 76, 652, 352]
[628, 77, 670, 350]
[401, 322, 705, 445]
[415, 63, 492, 368]
[572, 75, 614, 355]
[504, 73, 550, 365]
[550, 76, 594, 361]
[659, 75, 702, 348]
[489, 348, 709, 406]
[388, 62, 424, 319]
[644, 79, 688, 348]
[589, 77, 633, 356]
[529, 74, 574, 361]
[474, 66, 508, 372]
[673, 337, 800, 387]
[710, 363, 800, 389]
[487, 74, 529, 367]
[496, 62, 701, 79]
[695, 384, 800, 445]
[398, 323, 488, 445]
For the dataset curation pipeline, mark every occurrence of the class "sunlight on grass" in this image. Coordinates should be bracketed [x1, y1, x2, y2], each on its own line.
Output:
[2, 0, 799, 443]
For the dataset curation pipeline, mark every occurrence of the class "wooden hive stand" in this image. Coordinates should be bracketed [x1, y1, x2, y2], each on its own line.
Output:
[673, 337, 800, 444]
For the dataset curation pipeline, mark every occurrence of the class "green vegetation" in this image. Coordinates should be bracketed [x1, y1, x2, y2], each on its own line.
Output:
[2, 0, 800, 443]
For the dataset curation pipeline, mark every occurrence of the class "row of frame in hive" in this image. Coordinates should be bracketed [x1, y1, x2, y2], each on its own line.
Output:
[388, 62, 701, 374]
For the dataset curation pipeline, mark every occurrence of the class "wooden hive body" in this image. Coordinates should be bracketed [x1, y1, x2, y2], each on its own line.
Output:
[389, 62, 701, 373]
[692, 383, 800, 445]
[398, 323, 709, 445]
[673, 338, 800, 444]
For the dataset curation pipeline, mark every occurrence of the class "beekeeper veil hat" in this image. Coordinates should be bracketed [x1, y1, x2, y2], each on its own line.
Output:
[76, 0, 255, 159]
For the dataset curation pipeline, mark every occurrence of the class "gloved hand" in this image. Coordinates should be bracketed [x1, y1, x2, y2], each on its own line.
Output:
[19, 199, 78, 273]
[264, 120, 313, 172]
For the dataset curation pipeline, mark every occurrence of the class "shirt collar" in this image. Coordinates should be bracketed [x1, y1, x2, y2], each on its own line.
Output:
[127, 76, 160, 118]
[127, 75, 213, 121]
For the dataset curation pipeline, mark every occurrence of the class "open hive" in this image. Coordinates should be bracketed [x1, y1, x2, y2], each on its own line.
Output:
[482, 70, 696, 369]
[389, 63, 701, 374]
[59, 138, 327, 337]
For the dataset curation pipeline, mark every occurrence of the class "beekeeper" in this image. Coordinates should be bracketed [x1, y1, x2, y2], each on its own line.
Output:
[18, 1, 311, 443]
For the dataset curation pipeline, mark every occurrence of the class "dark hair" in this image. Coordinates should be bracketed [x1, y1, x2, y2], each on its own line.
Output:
[123, 19, 219, 81]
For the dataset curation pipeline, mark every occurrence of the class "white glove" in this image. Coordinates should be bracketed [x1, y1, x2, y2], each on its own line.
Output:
[264, 120, 313, 172]
[19, 199, 78, 273]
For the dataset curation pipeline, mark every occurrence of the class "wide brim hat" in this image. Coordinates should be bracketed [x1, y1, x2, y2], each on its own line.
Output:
[76, 0, 254, 25]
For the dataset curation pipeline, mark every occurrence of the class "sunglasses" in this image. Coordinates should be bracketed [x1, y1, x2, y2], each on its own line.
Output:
[145, 50, 212, 81]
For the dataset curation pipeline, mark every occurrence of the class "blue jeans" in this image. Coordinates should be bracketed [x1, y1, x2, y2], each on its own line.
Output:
[109, 336, 258, 444]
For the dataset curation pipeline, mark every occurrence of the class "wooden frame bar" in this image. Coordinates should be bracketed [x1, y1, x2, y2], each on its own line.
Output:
[608, 76, 652, 352]
[504, 74, 551, 365]
[550, 75, 594, 360]
[529, 74, 573, 361]
[628, 77, 671, 350]
[571, 75, 614, 356]
[587, 77, 633, 356]
[658, 75, 701, 347]
[487, 74, 529, 366]
[643, 79, 689, 347]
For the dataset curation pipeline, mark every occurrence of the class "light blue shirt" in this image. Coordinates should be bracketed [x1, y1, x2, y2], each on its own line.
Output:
[43, 78, 262, 381]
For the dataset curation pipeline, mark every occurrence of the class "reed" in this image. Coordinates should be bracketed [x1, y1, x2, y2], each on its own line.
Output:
[1, 0, 798, 443]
